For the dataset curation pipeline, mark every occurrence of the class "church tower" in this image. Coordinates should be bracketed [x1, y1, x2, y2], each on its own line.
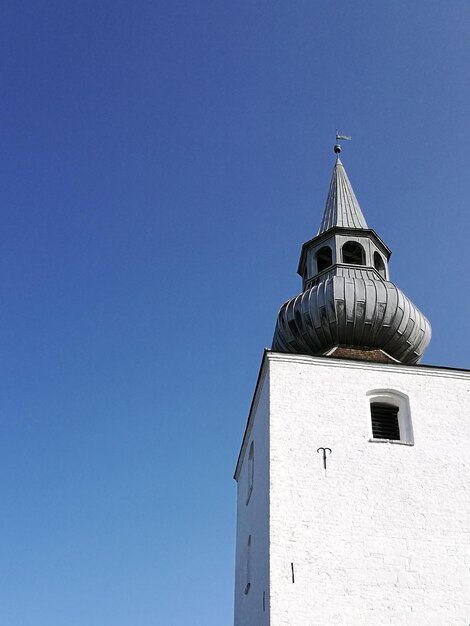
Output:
[234, 143, 470, 625]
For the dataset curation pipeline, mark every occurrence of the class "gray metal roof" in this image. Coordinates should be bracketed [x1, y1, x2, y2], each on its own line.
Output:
[272, 274, 431, 365]
[317, 157, 368, 234]
[271, 150, 432, 364]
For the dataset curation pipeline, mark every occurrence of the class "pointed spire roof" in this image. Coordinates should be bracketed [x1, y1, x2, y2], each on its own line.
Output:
[275, 147, 431, 364]
[317, 157, 368, 235]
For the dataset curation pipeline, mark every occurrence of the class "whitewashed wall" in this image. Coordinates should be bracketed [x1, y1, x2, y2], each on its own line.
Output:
[267, 352, 470, 626]
[234, 366, 270, 626]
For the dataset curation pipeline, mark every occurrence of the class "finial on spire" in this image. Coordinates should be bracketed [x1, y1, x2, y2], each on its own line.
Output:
[334, 131, 351, 155]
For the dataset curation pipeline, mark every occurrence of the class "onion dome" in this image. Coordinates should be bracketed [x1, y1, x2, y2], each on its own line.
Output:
[272, 149, 431, 365]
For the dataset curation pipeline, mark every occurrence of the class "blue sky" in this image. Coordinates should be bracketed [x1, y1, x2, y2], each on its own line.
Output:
[0, 2, 469, 624]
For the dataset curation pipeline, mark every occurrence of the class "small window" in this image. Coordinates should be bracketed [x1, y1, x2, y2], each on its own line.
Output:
[374, 252, 386, 279]
[244, 535, 252, 594]
[246, 442, 254, 504]
[370, 403, 400, 440]
[367, 390, 414, 445]
[342, 241, 365, 265]
[316, 246, 333, 273]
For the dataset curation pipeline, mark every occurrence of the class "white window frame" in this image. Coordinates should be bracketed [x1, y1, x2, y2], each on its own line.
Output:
[366, 389, 414, 445]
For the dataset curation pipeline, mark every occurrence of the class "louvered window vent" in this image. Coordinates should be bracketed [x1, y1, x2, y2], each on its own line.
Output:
[370, 402, 400, 440]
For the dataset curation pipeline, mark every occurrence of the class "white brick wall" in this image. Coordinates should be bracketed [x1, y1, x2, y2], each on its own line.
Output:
[234, 366, 270, 626]
[235, 352, 470, 626]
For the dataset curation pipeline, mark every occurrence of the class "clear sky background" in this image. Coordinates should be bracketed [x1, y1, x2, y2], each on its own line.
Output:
[0, 2, 469, 625]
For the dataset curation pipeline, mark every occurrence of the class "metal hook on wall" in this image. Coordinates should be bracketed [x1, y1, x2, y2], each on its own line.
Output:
[317, 447, 332, 470]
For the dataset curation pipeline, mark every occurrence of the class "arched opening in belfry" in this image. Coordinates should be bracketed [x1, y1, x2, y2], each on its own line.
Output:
[342, 241, 365, 265]
[374, 252, 386, 279]
[316, 246, 333, 273]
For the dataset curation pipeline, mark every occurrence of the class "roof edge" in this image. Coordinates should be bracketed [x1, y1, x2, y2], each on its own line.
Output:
[267, 350, 470, 377]
[233, 349, 269, 481]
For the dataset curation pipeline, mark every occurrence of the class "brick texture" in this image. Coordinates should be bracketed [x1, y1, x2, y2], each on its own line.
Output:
[235, 352, 470, 626]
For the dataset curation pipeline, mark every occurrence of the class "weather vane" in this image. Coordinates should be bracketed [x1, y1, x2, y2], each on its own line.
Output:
[334, 131, 352, 154]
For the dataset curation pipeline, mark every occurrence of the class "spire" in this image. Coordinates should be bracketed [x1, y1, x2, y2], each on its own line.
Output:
[317, 157, 368, 235]
[273, 144, 432, 365]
